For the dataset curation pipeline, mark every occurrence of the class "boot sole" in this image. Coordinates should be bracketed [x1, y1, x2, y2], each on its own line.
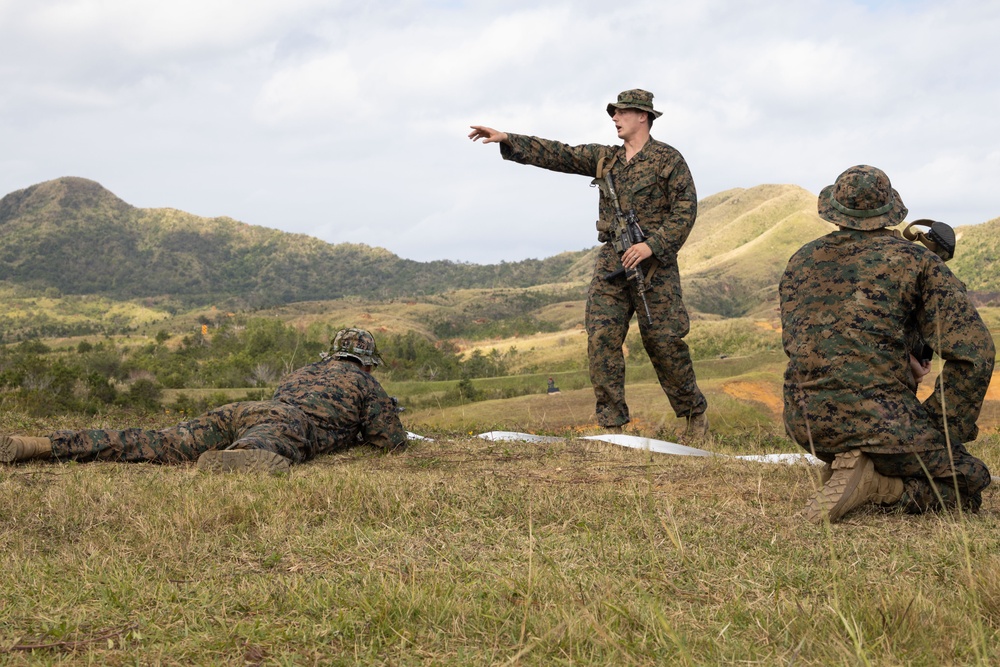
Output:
[803, 452, 871, 524]
[0, 436, 17, 463]
[196, 449, 291, 474]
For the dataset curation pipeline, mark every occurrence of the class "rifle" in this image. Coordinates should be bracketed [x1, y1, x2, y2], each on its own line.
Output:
[593, 172, 653, 323]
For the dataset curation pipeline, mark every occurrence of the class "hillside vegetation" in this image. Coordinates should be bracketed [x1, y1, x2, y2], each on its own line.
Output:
[4, 177, 998, 322]
[679, 185, 836, 317]
[951, 216, 1000, 294]
[0, 177, 589, 308]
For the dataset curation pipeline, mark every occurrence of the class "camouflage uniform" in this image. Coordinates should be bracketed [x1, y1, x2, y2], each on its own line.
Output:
[48, 358, 407, 464]
[499, 92, 706, 427]
[781, 166, 994, 513]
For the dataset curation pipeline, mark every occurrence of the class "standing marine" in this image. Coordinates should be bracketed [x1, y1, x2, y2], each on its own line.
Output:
[780, 165, 994, 523]
[469, 89, 708, 438]
[1, 328, 407, 472]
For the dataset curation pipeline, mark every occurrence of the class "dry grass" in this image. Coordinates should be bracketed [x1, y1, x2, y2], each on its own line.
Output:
[404, 379, 783, 442]
[2, 312, 999, 663]
[456, 329, 589, 374]
[2, 417, 1000, 664]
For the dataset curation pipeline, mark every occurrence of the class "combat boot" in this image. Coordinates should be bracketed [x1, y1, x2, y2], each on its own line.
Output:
[819, 463, 833, 485]
[803, 449, 904, 524]
[683, 413, 709, 442]
[196, 448, 291, 475]
[0, 436, 53, 463]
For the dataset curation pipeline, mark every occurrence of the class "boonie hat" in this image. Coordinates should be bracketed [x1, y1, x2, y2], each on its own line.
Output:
[817, 165, 908, 231]
[607, 89, 663, 119]
[329, 328, 383, 367]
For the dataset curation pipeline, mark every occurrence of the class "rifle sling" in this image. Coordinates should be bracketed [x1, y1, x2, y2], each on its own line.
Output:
[642, 259, 658, 287]
[595, 152, 619, 180]
[596, 156, 659, 289]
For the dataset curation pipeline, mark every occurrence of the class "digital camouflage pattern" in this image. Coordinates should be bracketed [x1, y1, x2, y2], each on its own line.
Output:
[816, 164, 908, 231]
[870, 445, 991, 513]
[780, 228, 995, 510]
[606, 88, 663, 119]
[329, 327, 383, 367]
[48, 358, 407, 464]
[501, 134, 706, 426]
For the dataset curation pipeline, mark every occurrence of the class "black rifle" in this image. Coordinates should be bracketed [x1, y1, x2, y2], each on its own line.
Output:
[594, 172, 653, 323]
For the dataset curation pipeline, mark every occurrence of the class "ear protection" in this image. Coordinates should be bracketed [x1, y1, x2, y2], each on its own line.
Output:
[901, 219, 956, 262]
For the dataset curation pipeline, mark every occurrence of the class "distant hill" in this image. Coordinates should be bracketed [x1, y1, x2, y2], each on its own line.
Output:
[949, 216, 1000, 293]
[1, 177, 997, 318]
[0, 177, 589, 308]
[678, 184, 835, 317]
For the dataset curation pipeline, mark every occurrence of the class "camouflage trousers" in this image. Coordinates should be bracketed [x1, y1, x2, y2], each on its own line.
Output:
[586, 245, 707, 427]
[49, 400, 315, 465]
[814, 443, 991, 513]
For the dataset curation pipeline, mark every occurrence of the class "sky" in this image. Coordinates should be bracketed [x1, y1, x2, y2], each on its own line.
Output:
[1, 0, 998, 264]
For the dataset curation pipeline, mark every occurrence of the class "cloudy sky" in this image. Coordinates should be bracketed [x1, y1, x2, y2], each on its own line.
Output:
[1, 0, 998, 264]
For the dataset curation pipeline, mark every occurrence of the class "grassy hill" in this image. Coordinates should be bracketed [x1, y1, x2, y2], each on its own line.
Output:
[2, 177, 998, 329]
[950, 216, 1000, 294]
[679, 185, 836, 317]
[0, 177, 590, 308]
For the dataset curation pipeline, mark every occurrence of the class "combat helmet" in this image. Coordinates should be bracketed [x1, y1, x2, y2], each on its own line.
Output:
[818, 165, 908, 231]
[329, 328, 383, 367]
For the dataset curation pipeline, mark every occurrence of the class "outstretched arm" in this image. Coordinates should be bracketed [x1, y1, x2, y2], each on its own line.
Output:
[468, 125, 509, 145]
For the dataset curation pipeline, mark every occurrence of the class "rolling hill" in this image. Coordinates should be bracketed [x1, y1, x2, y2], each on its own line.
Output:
[0, 177, 589, 308]
[678, 184, 836, 317]
[1, 177, 997, 320]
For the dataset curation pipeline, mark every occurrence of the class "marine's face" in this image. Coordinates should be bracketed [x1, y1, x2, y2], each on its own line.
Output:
[612, 107, 646, 141]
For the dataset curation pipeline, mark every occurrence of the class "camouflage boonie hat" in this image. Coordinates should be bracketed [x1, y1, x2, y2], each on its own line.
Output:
[329, 328, 383, 367]
[606, 89, 663, 119]
[818, 165, 908, 230]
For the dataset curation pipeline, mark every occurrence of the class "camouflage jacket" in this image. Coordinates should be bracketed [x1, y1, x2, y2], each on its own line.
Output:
[272, 358, 406, 454]
[780, 228, 995, 455]
[500, 134, 698, 261]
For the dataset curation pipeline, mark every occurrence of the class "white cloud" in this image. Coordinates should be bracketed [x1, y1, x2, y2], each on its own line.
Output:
[255, 52, 362, 123]
[2, 0, 1000, 263]
[20, 0, 332, 54]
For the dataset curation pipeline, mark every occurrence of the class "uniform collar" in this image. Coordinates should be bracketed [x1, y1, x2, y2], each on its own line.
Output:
[619, 136, 654, 162]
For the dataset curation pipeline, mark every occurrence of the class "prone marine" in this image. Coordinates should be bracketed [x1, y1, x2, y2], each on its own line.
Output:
[0, 328, 407, 472]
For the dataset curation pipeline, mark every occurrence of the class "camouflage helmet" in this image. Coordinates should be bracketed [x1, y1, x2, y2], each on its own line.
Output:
[329, 328, 383, 367]
[818, 165, 908, 230]
[606, 89, 663, 119]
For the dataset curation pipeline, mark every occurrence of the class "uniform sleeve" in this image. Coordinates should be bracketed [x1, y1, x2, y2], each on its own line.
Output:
[918, 257, 996, 443]
[500, 134, 606, 177]
[642, 151, 698, 260]
[360, 381, 408, 452]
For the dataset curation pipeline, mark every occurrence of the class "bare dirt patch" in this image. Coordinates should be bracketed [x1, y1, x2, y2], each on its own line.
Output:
[720, 380, 783, 417]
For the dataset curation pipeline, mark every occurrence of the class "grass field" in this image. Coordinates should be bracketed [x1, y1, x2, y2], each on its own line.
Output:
[2, 309, 999, 663]
[2, 422, 1000, 665]
[4, 356, 1000, 664]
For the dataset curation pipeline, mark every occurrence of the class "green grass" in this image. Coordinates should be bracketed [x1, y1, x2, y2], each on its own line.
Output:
[2, 429, 999, 664]
[2, 328, 1000, 663]
[2, 306, 999, 663]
